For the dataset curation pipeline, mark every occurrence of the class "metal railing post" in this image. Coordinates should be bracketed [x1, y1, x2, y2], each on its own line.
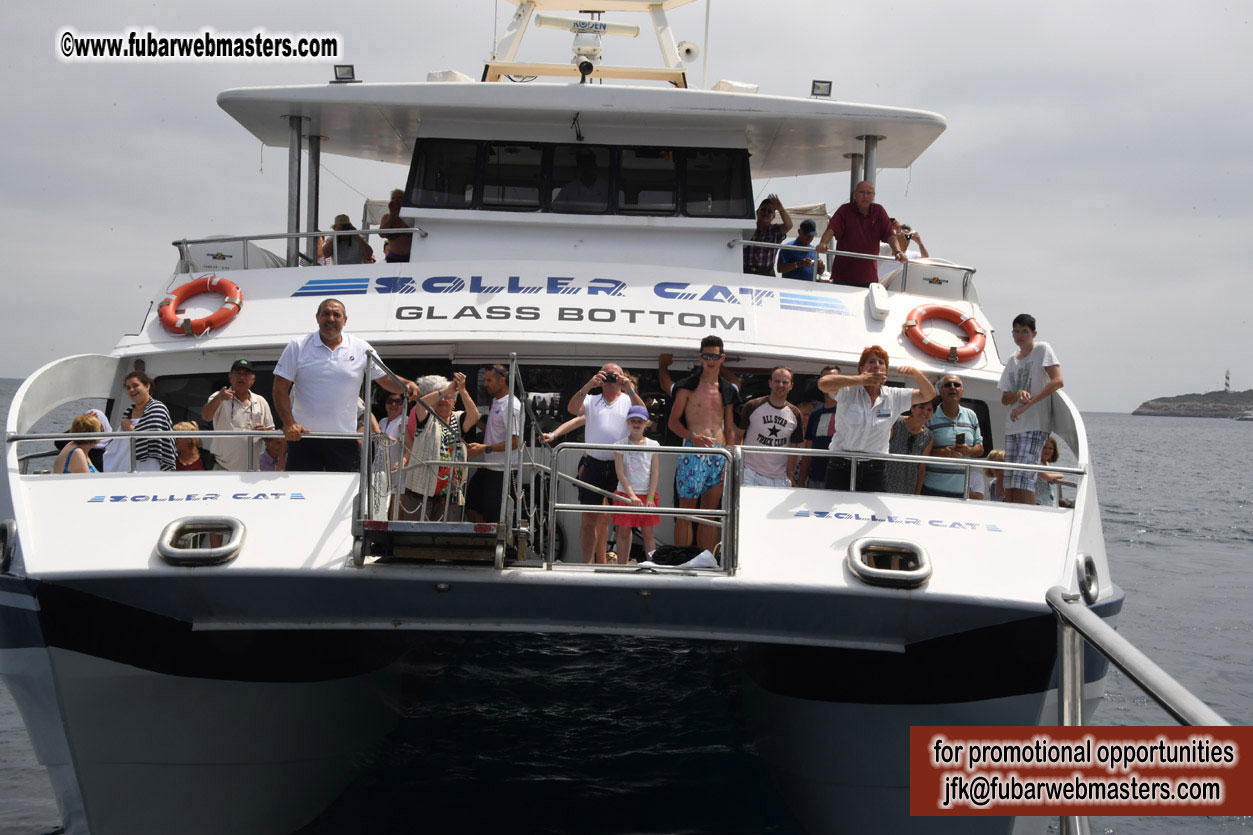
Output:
[1057, 610, 1085, 727]
[359, 366, 374, 522]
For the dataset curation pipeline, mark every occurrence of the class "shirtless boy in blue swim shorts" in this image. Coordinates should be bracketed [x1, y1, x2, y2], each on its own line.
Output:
[667, 335, 737, 552]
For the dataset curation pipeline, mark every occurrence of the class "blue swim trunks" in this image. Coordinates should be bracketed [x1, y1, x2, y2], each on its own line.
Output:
[676, 440, 726, 499]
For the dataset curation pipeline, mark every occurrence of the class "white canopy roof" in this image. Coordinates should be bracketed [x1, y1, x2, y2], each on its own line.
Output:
[217, 81, 946, 179]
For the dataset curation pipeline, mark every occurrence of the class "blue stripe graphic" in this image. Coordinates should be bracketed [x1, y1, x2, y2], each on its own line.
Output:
[292, 278, 370, 297]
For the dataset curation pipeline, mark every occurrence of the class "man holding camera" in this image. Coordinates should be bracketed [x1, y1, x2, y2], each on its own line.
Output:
[923, 374, 984, 498]
[567, 364, 647, 563]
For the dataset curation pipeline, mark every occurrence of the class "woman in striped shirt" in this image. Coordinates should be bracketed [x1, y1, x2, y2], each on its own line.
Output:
[121, 371, 175, 472]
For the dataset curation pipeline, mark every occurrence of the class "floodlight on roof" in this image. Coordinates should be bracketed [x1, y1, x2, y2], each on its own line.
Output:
[811, 80, 832, 98]
[332, 65, 359, 84]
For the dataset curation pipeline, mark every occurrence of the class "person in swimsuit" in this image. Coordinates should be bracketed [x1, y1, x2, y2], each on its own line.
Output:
[53, 413, 103, 474]
[667, 335, 736, 551]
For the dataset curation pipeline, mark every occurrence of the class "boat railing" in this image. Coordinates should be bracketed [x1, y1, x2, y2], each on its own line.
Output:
[741, 444, 1083, 500]
[172, 227, 428, 272]
[1046, 586, 1230, 835]
[7, 428, 345, 473]
[728, 238, 977, 297]
[546, 441, 737, 573]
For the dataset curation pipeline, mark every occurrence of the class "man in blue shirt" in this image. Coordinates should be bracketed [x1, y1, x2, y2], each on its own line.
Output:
[923, 374, 985, 497]
[777, 219, 825, 281]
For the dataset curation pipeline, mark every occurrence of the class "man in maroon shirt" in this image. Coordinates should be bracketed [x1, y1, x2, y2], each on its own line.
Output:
[815, 181, 906, 285]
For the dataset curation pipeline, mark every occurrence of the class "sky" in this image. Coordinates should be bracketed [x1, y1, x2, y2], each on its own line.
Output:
[6, 0, 1252, 412]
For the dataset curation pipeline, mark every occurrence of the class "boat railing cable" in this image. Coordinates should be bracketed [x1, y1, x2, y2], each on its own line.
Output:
[1045, 586, 1230, 835]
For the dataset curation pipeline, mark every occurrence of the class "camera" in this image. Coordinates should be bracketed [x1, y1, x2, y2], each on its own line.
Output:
[603, 372, 618, 384]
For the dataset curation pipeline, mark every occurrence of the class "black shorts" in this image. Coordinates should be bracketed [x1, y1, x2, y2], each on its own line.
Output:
[823, 457, 886, 493]
[576, 455, 618, 505]
[466, 469, 506, 523]
[285, 438, 361, 473]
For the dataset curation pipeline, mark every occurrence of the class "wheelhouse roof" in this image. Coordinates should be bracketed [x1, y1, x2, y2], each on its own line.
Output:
[217, 81, 946, 179]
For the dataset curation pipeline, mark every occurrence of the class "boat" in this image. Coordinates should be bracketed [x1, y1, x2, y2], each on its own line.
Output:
[1, 2, 1122, 833]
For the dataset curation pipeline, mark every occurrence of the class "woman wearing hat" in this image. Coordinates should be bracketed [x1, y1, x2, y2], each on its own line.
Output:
[320, 214, 374, 265]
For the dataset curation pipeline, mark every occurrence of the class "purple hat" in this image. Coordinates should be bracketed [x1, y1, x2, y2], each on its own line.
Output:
[627, 405, 650, 421]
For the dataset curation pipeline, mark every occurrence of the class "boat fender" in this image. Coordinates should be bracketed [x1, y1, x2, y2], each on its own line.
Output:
[0, 519, 17, 574]
[157, 275, 243, 337]
[902, 304, 986, 363]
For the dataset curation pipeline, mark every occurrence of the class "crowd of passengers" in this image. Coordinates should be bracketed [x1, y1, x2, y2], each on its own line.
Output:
[54, 297, 1065, 563]
[744, 183, 929, 284]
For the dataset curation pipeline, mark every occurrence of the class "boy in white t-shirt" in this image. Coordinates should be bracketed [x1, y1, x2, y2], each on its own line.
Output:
[996, 313, 1064, 504]
[612, 405, 661, 561]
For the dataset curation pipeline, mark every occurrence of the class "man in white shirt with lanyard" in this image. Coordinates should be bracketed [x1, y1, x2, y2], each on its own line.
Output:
[565, 363, 646, 563]
[200, 358, 275, 471]
[465, 364, 526, 524]
[273, 299, 419, 472]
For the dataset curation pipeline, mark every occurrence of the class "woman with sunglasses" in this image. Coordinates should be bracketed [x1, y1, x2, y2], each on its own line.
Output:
[817, 346, 936, 492]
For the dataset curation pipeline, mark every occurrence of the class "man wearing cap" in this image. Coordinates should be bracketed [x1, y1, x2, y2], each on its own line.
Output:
[776, 219, 826, 281]
[200, 359, 275, 471]
[273, 299, 420, 472]
[319, 214, 373, 265]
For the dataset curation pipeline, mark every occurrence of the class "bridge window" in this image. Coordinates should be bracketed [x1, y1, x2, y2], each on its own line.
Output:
[407, 139, 750, 218]
[411, 139, 478, 208]
[550, 145, 612, 213]
[483, 142, 544, 209]
[619, 147, 677, 214]
[684, 149, 751, 218]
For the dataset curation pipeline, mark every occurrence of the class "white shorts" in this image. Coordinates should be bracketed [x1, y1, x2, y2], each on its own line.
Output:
[743, 467, 791, 488]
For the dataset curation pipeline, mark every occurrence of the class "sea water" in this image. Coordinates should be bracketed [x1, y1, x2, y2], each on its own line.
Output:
[0, 385, 1248, 834]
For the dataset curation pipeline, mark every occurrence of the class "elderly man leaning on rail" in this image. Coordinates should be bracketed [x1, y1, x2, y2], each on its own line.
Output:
[273, 299, 420, 473]
[815, 181, 906, 286]
[200, 358, 275, 471]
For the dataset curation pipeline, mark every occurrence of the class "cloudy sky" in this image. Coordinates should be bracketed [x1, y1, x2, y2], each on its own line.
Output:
[6, 0, 1251, 412]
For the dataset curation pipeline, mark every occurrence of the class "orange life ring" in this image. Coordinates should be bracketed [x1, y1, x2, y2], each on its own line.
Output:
[902, 304, 986, 363]
[158, 275, 242, 336]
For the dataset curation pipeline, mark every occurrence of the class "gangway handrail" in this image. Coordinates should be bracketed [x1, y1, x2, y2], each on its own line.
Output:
[1047, 586, 1229, 835]
[1046, 586, 1228, 727]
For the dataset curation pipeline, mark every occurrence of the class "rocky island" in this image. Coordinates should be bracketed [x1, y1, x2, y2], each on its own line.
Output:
[1133, 388, 1253, 418]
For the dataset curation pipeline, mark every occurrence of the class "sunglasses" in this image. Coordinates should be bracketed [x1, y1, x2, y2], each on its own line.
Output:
[700, 352, 723, 361]
[386, 398, 403, 404]
[941, 382, 962, 388]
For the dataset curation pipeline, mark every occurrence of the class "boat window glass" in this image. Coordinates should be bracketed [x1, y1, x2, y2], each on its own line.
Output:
[483, 142, 544, 209]
[618, 147, 677, 215]
[550, 145, 612, 213]
[412, 140, 479, 209]
[683, 149, 751, 218]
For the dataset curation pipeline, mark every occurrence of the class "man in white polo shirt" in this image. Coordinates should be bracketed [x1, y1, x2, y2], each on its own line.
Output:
[273, 299, 419, 472]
